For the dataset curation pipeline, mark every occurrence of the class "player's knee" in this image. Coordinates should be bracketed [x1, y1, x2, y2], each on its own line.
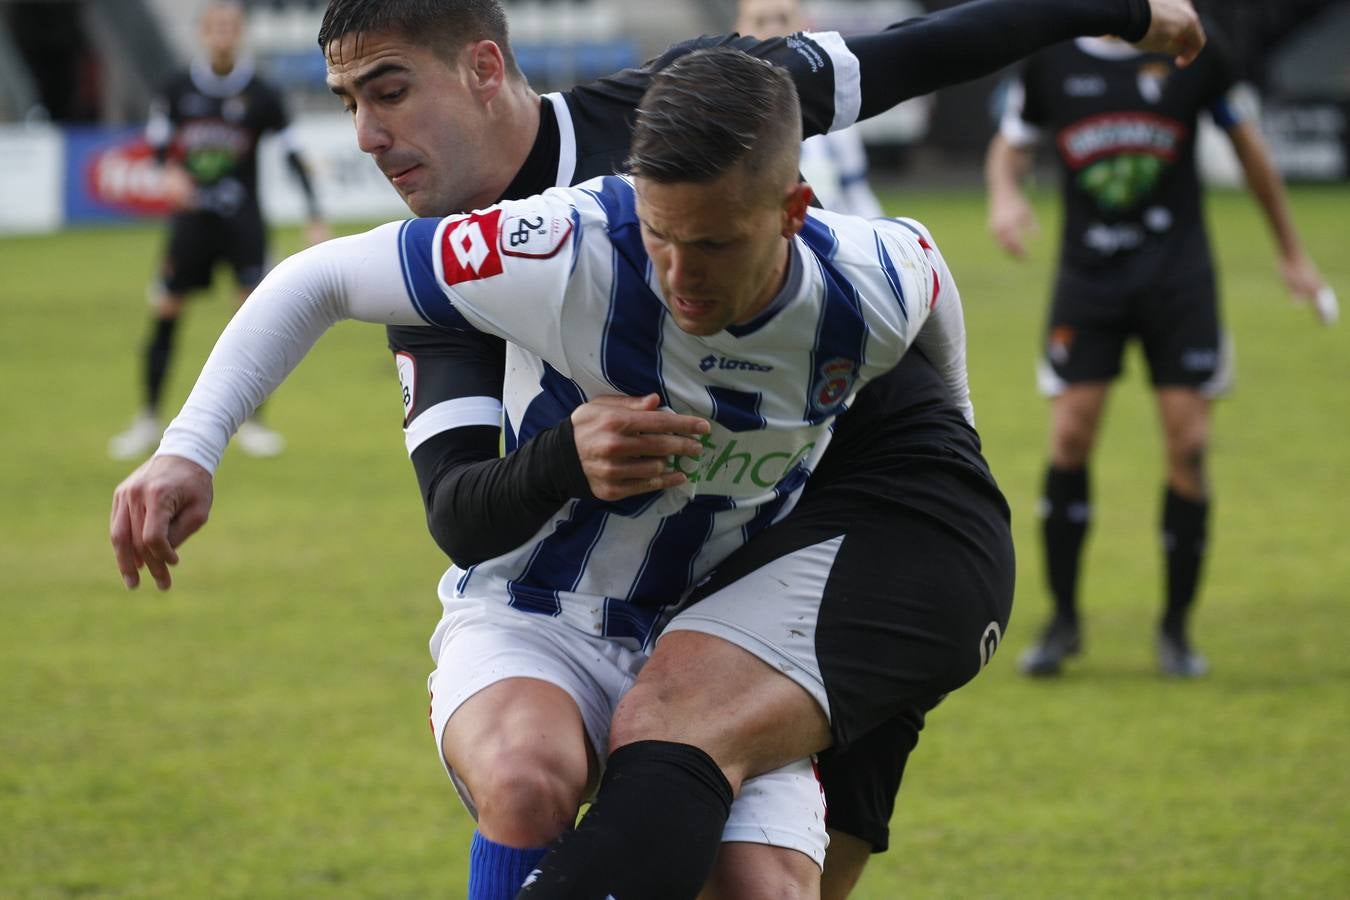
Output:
[607, 678, 681, 751]
[470, 749, 588, 844]
[1165, 430, 1209, 481]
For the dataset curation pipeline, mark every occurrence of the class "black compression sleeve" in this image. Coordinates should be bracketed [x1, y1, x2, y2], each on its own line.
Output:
[285, 151, 321, 220]
[419, 419, 593, 567]
[847, 0, 1150, 121]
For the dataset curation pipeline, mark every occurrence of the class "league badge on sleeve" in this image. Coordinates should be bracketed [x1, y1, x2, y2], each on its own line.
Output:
[440, 210, 504, 286]
[501, 212, 574, 259]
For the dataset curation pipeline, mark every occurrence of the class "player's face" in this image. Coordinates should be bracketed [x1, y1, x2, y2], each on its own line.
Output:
[736, 0, 803, 38]
[326, 32, 499, 217]
[636, 168, 812, 336]
[200, 4, 245, 69]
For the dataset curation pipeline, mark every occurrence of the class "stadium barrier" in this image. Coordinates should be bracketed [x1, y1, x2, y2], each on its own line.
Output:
[0, 115, 408, 235]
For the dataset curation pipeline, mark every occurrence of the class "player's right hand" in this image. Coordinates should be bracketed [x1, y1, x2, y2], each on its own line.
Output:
[571, 394, 710, 502]
[1135, 0, 1206, 67]
[988, 191, 1038, 260]
[161, 165, 196, 212]
[110, 454, 214, 591]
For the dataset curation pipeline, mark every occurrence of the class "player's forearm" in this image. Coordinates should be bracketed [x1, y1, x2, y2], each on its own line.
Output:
[422, 420, 592, 566]
[849, 0, 1149, 120]
[285, 151, 323, 222]
[1230, 122, 1305, 260]
[985, 134, 1031, 200]
[158, 224, 421, 472]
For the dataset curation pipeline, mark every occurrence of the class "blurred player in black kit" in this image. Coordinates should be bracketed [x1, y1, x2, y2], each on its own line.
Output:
[986, 28, 1332, 678]
[109, 0, 328, 460]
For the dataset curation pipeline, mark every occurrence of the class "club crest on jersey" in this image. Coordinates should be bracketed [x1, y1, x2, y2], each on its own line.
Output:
[441, 210, 504, 285]
[811, 358, 856, 412]
[1136, 62, 1171, 104]
[501, 213, 573, 259]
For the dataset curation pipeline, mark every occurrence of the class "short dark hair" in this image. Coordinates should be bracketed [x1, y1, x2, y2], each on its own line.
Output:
[627, 48, 801, 195]
[318, 0, 519, 74]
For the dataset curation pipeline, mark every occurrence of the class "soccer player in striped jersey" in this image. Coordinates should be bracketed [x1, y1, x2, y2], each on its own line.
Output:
[114, 0, 1208, 895]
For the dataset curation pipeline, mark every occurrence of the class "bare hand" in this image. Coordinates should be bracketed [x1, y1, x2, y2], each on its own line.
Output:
[110, 455, 214, 591]
[570, 394, 710, 502]
[988, 190, 1038, 259]
[1135, 0, 1206, 67]
[160, 165, 195, 212]
[1280, 251, 1325, 300]
[304, 219, 332, 247]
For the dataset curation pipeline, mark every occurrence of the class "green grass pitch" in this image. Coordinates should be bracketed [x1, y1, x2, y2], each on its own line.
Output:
[1, 185, 1347, 898]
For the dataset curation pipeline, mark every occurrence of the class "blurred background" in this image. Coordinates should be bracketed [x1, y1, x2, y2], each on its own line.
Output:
[0, 0, 1347, 230]
[1, 2, 1346, 898]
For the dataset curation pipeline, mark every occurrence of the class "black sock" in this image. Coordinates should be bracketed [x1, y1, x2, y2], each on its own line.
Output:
[1041, 465, 1090, 625]
[1161, 486, 1209, 640]
[144, 316, 179, 412]
[517, 740, 732, 900]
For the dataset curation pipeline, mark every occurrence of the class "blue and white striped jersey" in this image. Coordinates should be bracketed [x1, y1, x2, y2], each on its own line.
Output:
[392, 174, 962, 647]
[159, 173, 965, 649]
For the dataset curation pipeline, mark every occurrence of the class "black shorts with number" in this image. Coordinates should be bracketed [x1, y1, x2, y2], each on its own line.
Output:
[1041, 258, 1229, 395]
[681, 354, 1016, 852]
[161, 206, 268, 295]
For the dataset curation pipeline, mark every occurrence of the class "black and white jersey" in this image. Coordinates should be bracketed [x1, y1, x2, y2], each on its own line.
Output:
[1001, 35, 1241, 277]
[147, 56, 297, 217]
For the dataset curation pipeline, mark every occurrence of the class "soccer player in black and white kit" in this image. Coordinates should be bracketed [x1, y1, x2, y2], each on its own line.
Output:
[109, 0, 328, 461]
[986, 28, 1331, 677]
[113, 1, 1206, 897]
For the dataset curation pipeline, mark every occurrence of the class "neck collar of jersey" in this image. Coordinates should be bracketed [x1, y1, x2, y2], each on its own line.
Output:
[190, 55, 256, 98]
[725, 238, 802, 338]
[1074, 37, 1143, 60]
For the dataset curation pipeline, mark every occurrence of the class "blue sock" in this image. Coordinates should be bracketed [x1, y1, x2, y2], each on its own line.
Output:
[467, 830, 549, 900]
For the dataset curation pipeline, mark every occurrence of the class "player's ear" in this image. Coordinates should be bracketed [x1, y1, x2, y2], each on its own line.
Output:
[468, 39, 507, 101]
[781, 181, 813, 238]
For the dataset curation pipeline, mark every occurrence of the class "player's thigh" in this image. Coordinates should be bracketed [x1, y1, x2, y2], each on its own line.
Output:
[720, 758, 829, 875]
[1138, 268, 1232, 397]
[224, 206, 268, 292]
[702, 841, 820, 900]
[429, 597, 642, 817]
[1038, 267, 1130, 398]
[161, 212, 222, 296]
[664, 472, 1012, 752]
[816, 702, 935, 857]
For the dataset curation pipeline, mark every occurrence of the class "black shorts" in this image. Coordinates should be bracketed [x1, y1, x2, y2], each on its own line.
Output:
[1040, 264, 1231, 395]
[161, 207, 268, 295]
[671, 436, 1015, 850]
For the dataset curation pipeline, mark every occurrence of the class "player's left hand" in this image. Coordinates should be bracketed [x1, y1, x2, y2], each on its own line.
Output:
[110, 454, 215, 591]
[304, 219, 332, 247]
[1279, 251, 1335, 325]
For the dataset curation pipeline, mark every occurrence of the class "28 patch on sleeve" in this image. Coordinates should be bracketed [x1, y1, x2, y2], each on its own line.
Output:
[441, 210, 504, 285]
[395, 351, 416, 423]
[501, 213, 573, 259]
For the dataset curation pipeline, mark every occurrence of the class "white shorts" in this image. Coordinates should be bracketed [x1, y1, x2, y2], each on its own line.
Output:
[662, 536, 842, 722]
[427, 593, 829, 867]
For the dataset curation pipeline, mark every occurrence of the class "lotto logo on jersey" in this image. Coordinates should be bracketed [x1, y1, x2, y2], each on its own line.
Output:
[440, 210, 504, 285]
